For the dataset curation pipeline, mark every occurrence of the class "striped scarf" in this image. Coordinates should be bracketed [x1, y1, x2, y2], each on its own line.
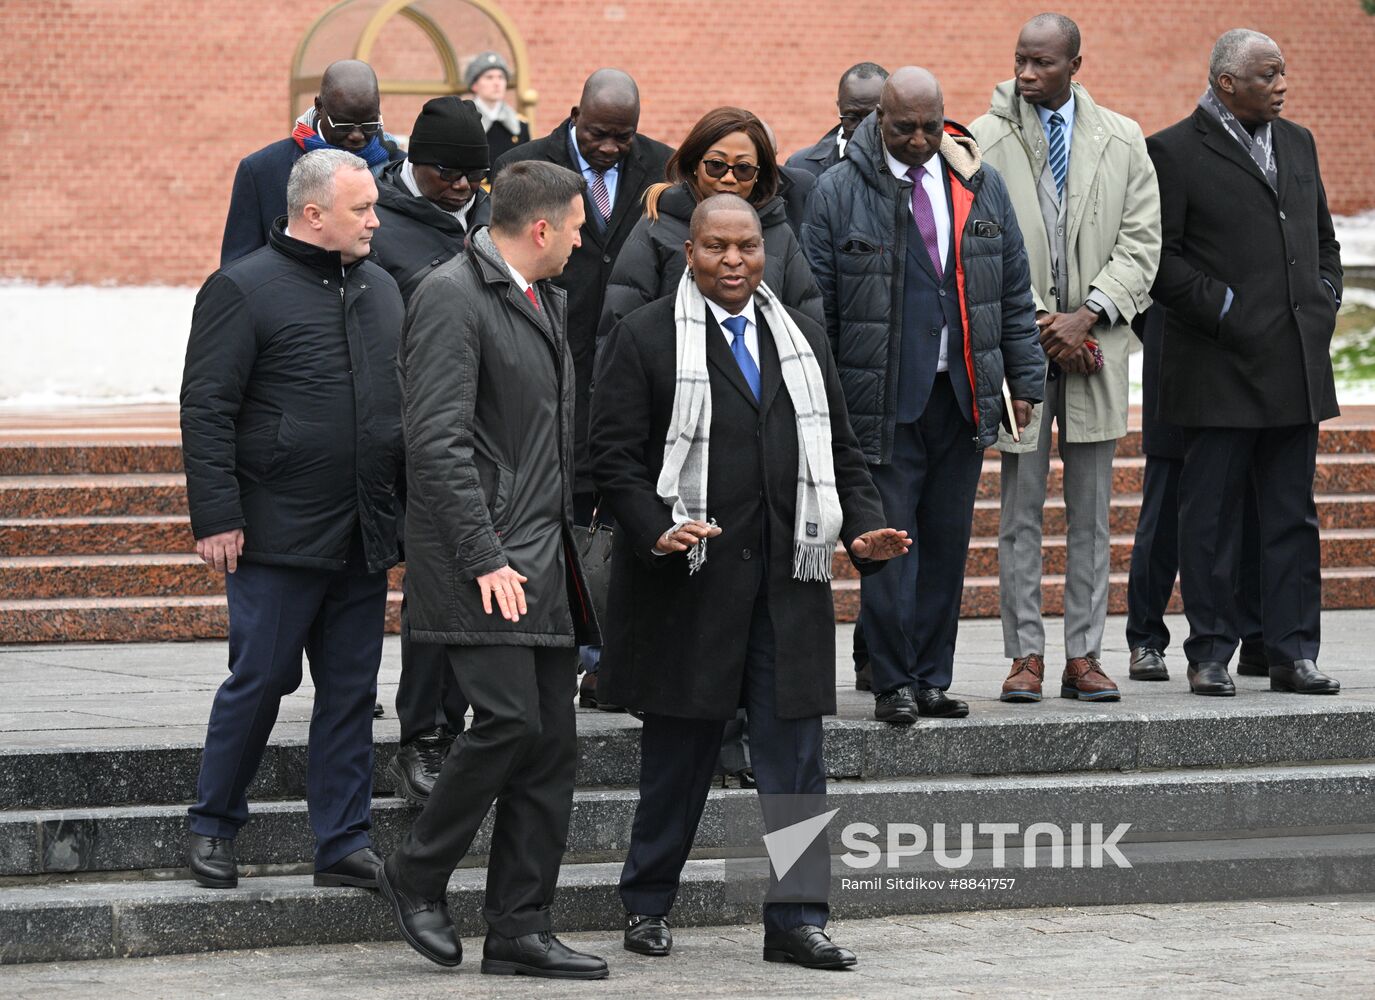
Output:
[657, 271, 841, 581]
[1198, 88, 1277, 191]
[291, 108, 394, 172]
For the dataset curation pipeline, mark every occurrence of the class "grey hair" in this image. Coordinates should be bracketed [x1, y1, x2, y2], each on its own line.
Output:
[1209, 28, 1279, 86]
[286, 148, 370, 218]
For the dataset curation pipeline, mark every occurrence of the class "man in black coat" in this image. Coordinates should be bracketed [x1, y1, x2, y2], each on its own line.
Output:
[1147, 29, 1342, 697]
[219, 60, 404, 267]
[592, 194, 908, 969]
[785, 62, 888, 180]
[380, 162, 606, 980]
[180, 149, 404, 892]
[369, 96, 492, 805]
[802, 67, 1043, 725]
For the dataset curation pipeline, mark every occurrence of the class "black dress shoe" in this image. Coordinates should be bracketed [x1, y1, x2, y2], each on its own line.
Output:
[1269, 659, 1341, 695]
[1128, 647, 1169, 681]
[624, 913, 672, 956]
[378, 859, 462, 967]
[855, 661, 873, 692]
[188, 832, 237, 888]
[874, 686, 918, 725]
[1236, 643, 1269, 677]
[481, 930, 609, 979]
[374, 702, 385, 719]
[915, 687, 970, 718]
[1187, 661, 1236, 696]
[388, 726, 455, 805]
[763, 925, 857, 970]
[315, 846, 382, 888]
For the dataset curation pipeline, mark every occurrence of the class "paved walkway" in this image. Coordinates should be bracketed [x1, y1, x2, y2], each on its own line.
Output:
[1, 897, 1371, 999]
[3, 612, 1373, 751]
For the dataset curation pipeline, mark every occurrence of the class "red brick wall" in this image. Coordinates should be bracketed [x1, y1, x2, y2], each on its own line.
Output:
[4, 0, 1373, 286]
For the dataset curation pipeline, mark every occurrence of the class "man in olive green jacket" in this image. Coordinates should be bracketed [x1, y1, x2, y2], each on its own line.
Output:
[970, 13, 1160, 704]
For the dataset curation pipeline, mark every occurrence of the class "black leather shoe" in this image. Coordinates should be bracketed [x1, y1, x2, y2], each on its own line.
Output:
[763, 925, 857, 970]
[1128, 647, 1169, 681]
[1237, 643, 1269, 677]
[624, 913, 672, 956]
[314, 846, 382, 888]
[855, 661, 873, 692]
[1269, 660, 1341, 695]
[874, 686, 918, 725]
[378, 859, 461, 967]
[915, 687, 970, 718]
[388, 727, 455, 805]
[481, 930, 609, 979]
[1187, 661, 1236, 696]
[188, 832, 237, 888]
[374, 702, 385, 719]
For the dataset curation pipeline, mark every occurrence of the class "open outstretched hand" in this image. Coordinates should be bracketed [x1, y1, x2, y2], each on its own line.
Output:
[851, 528, 911, 562]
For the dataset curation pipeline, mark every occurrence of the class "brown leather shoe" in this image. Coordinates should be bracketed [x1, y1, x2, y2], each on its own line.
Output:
[1000, 655, 1045, 702]
[1061, 657, 1121, 701]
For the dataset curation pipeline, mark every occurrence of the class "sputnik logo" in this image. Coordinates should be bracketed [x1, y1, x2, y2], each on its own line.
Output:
[762, 808, 839, 880]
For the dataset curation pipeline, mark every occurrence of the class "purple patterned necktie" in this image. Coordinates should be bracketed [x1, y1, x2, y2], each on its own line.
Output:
[906, 165, 942, 279]
[591, 171, 612, 223]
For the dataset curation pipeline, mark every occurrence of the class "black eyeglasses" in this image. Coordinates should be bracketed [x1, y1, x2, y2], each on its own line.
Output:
[700, 158, 760, 182]
[422, 164, 488, 184]
[324, 113, 384, 137]
[839, 113, 868, 128]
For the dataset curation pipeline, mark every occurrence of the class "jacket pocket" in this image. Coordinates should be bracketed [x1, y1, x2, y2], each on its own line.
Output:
[473, 449, 514, 532]
[838, 234, 885, 274]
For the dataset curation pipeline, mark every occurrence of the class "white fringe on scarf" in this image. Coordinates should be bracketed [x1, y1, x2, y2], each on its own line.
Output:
[656, 270, 841, 581]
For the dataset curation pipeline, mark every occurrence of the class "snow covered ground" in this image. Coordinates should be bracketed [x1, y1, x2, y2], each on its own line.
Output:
[3, 214, 1374, 407]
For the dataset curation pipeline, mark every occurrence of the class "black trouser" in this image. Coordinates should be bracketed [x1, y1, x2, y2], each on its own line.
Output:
[189, 552, 386, 869]
[861, 375, 983, 694]
[619, 588, 828, 936]
[390, 644, 577, 937]
[1178, 424, 1321, 665]
[395, 591, 469, 744]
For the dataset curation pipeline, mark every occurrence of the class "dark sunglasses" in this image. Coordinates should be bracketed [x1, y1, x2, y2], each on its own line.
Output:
[422, 164, 488, 184]
[324, 113, 384, 137]
[700, 158, 760, 182]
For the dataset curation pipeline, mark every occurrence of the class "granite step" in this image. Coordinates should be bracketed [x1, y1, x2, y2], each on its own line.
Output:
[0, 442, 184, 476]
[4, 832, 1374, 964]
[0, 474, 189, 518]
[0, 555, 407, 599]
[832, 565, 1375, 621]
[5, 703, 1372, 811]
[0, 593, 404, 644]
[4, 763, 1371, 879]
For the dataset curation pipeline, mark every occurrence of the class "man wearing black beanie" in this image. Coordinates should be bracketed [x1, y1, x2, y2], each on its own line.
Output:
[371, 95, 493, 805]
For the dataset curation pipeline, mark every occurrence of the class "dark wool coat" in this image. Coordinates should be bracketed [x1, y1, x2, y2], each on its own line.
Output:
[399, 230, 599, 647]
[598, 183, 825, 345]
[493, 119, 674, 495]
[1147, 108, 1342, 428]
[181, 223, 405, 573]
[785, 126, 844, 181]
[590, 296, 886, 720]
[369, 161, 492, 305]
[800, 113, 1044, 461]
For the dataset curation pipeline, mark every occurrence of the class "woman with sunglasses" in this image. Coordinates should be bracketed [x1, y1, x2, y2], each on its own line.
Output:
[598, 106, 823, 342]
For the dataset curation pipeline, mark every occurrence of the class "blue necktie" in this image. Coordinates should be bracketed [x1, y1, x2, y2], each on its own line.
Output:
[1047, 111, 1068, 200]
[723, 315, 760, 401]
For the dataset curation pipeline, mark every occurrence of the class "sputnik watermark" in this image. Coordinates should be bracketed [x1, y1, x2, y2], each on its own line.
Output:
[840, 821, 1134, 870]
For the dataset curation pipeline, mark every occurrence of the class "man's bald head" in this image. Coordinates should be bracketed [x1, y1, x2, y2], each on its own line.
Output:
[571, 69, 642, 172]
[315, 60, 383, 152]
[877, 67, 945, 168]
[689, 192, 761, 242]
[1021, 12, 1081, 59]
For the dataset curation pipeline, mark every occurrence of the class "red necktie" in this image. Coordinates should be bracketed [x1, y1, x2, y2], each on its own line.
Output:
[524, 285, 539, 310]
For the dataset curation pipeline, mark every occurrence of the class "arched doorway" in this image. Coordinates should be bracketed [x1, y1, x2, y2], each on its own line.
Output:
[289, 0, 536, 137]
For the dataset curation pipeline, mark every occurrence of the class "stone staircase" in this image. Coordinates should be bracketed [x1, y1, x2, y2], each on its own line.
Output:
[6, 406, 1375, 642]
[2, 672, 1374, 964]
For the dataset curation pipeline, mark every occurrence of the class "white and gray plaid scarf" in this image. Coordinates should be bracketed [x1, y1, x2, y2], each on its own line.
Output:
[1198, 87, 1277, 191]
[656, 270, 841, 581]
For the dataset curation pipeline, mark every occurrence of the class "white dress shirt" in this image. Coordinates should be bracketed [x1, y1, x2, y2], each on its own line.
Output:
[706, 297, 759, 367]
[884, 146, 953, 370]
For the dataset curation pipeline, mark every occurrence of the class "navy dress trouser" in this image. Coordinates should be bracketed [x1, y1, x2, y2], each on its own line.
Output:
[189, 551, 387, 869]
[619, 585, 829, 935]
[860, 375, 984, 695]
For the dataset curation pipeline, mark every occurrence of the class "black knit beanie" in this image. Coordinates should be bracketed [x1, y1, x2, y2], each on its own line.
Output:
[407, 96, 490, 169]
